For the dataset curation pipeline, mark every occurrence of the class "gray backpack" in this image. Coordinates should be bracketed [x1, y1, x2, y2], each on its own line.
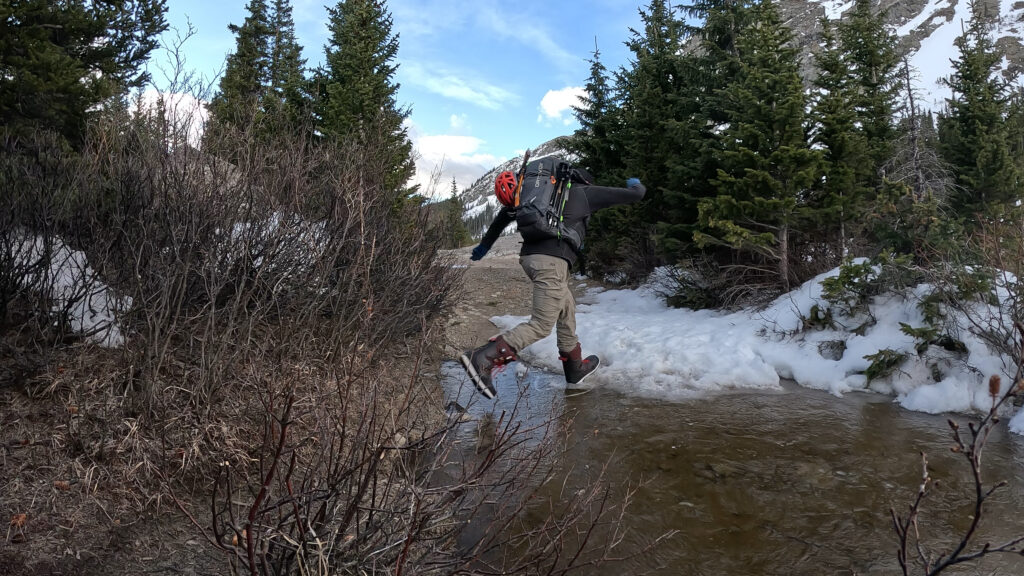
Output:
[514, 157, 587, 250]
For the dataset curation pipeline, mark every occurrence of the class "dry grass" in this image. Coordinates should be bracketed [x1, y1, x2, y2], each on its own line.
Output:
[0, 91, 644, 575]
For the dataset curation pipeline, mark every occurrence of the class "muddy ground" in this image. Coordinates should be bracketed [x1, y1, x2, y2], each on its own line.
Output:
[442, 234, 533, 355]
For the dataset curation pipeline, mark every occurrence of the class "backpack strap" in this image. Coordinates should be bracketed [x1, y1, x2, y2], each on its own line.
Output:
[550, 162, 574, 242]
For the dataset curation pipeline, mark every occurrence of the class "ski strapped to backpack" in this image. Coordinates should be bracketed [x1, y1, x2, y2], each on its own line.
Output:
[513, 156, 584, 251]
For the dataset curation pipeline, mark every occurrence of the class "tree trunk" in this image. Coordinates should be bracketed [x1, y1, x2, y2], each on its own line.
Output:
[778, 223, 790, 292]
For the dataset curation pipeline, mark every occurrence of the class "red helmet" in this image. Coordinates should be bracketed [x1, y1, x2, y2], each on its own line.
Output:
[495, 170, 517, 207]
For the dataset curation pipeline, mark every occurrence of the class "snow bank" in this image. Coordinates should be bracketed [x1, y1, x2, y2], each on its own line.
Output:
[491, 263, 1024, 431]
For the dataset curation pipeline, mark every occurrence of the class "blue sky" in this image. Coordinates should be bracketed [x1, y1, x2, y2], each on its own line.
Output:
[155, 0, 644, 196]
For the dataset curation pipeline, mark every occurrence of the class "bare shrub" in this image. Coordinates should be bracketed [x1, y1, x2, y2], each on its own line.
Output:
[0, 72, 651, 575]
[661, 255, 782, 311]
[167, 364, 653, 576]
[891, 371, 1024, 575]
[911, 213, 1024, 381]
[889, 210, 1024, 574]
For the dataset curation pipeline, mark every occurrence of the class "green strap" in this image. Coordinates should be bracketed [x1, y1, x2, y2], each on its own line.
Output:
[556, 182, 571, 239]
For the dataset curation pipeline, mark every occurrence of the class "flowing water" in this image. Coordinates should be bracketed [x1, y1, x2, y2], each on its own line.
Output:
[442, 362, 1024, 575]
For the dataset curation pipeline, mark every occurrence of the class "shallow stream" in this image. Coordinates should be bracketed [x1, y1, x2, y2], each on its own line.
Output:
[442, 362, 1024, 575]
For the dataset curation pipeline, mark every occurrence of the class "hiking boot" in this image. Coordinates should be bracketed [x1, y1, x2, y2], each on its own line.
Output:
[560, 343, 600, 385]
[459, 335, 517, 399]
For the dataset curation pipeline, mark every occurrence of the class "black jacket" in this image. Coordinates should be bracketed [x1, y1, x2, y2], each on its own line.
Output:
[480, 181, 646, 266]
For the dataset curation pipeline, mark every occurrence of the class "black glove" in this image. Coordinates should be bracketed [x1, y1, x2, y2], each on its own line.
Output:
[470, 243, 490, 261]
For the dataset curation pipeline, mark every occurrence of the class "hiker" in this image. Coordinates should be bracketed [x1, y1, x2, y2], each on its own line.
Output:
[460, 155, 645, 398]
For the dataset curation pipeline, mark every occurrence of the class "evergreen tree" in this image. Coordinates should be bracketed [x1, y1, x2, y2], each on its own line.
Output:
[838, 0, 900, 182]
[616, 0, 687, 213]
[937, 0, 1021, 217]
[317, 0, 413, 196]
[680, 0, 753, 109]
[207, 0, 272, 135]
[436, 178, 472, 248]
[267, 0, 309, 130]
[809, 17, 871, 261]
[0, 0, 168, 147]
[658, 0, 753, 259]
[583, 0, 686, 279]
[887, 59, 955, 202]
[868, 59, 959, 262]
[1007, 87, 1024, 180]
[570, 42, 620, 178]
[695, 0, 823, 293]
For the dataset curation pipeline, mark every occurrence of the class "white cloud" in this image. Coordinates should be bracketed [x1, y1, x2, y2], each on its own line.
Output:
[405, 120, 499, 198]
[538, 86, 585, 126]
[403, 63, 517, 110]
[450, 113, 469, 131]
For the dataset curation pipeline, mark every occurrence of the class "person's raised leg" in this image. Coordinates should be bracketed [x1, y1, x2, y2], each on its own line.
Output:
[460, 335, 517, 399]
[461, 254, 564, 399]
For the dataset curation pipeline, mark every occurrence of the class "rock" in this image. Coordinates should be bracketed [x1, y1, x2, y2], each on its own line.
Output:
[818, 340, 847, 361]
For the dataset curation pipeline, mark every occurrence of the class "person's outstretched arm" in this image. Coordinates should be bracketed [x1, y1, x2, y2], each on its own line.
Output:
[583, 178, 646, 212]
[471, 207, 514, 260]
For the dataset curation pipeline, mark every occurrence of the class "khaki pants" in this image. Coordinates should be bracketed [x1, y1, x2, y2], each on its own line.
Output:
[502, 254, 577, 353]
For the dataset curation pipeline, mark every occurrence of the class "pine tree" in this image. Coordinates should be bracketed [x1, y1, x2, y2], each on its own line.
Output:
[569, 42, 620, 178]
[582, 0, 687, 279]
[317, 0, 413, 196]
[207, 0, 272, 135]
[616, 0, 687, 210]
[657, 0, 755, 260]
[1007, 88, 1024, 181]
[887, 59, 955, 203]
[436, 177, 472, 248]
[266, 0, 309, 130]
[838, 0, 900, 182]
[0, 0, 168, 148]
[695, 0, 823, 293]
[681, 0, 753, 107]
[937, 0, 1021, 217]
[809, 17, 871, 261]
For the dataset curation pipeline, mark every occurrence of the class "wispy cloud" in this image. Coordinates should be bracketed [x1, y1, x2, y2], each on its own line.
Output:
[290, 0, 321, 23]
[391, 1, 581, 72]
[537, 86, 585, 126]
[390, 0, 470, 39]
[403, 63, 517, 110]
[474, 4, 580, 72]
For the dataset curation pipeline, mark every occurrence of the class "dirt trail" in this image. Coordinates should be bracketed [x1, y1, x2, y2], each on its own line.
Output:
[442, 234, 533, 356]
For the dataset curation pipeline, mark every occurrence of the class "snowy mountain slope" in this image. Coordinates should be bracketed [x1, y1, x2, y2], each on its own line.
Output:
[460, 137, 570, 238]
[803, 0, 1024, 109]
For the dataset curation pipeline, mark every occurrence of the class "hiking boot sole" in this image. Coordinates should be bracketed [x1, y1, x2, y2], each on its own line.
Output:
[459, 353, 496, 399]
